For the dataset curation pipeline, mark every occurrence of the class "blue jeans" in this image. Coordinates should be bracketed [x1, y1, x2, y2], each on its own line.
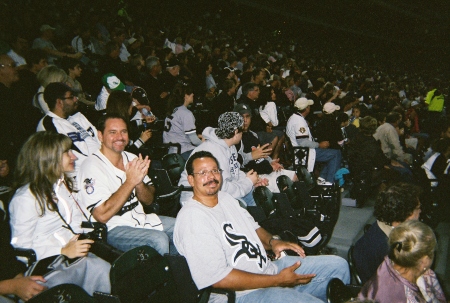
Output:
[315, 148, 342, 183]
[240, 189, 256, 207]
[107, 216, 177, 255]
[237, 255, 350, 303]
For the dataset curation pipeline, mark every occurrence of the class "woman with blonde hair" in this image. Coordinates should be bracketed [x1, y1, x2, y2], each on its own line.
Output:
[33, 65, 68, 113]
[358, 220, 446, 303]
[9, 132, 111, 296]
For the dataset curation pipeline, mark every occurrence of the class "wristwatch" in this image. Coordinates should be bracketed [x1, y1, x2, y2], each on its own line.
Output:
[269, 235, 282, 248]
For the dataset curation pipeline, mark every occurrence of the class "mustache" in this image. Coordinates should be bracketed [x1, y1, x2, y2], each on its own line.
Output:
[203, 179, 219, 186]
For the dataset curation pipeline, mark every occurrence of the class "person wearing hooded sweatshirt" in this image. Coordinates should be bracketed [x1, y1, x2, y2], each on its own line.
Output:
[178, 112, 271, 206]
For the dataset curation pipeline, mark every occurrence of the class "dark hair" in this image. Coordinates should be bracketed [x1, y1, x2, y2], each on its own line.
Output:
[186, 151, 220, 176]
[242, 82, 258, 97]
[166, 83, 193, 116]
[60, 57, 81, 74]
[432, 137, 450, 154]
[337, 113, 349, 124]
[374, 112, 387, 125]
[43, 82, 73, 110]
[97, 113, 129, 133]
[222, 79, 236, 92]
[106, 90, 133, 121]
[386, 112, 402, 124]
[105, 41, 120, 55]
[25, 49, 47, 68]
[256, 86, 272, 109]
[374, 183, 422, 225]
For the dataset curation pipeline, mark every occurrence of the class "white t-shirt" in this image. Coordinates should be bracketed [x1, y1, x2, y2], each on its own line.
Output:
[174, 191, 277, 297]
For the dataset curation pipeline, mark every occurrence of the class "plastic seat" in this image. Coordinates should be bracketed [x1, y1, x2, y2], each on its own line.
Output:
[28, 284, 96, 303]
[347, 245, 363, 286]
[326, 278, 361, 303]
[161, 153, 186, 185]
[110, 245, 178, 303]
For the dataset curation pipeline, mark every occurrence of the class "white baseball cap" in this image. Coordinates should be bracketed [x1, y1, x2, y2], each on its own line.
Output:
[294, 97, 314, 110]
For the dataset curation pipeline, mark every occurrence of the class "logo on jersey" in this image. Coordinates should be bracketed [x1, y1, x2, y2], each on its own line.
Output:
[86, 127, 95, 137]
[299, 127, 306, 134]
[223, 222, 267, 270]
[83, 178, 95, 194]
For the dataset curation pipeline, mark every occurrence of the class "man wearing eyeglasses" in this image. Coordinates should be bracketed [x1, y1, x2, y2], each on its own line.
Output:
[37, 82, 100, 180]
[174, 151, 349, 303]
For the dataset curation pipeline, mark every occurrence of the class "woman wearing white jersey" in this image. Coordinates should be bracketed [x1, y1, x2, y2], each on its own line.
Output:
[163, 84, 202, 160]
[9, 132, 110, 296]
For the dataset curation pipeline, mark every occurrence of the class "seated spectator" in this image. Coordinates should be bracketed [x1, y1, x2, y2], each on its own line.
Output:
[315, 103, 344, 150]
[111, 28, 130, 63]
[71, 25, 96, 57]
[353, 183, 422, 284]
[78, 114, 176, 255]
[349, 105, 361, 128]
[163, 84, 202, 160]
[32, 25, 82, 65]
[238, 82, 281, 156]
[60, 57, 96, 107]
[178, 112, 270, 206]
[6, 32, 28, 68]
[358, 220, 446, 303]
[98, 41, 131, 86]
[9, 132, 110, 296]
[257, 87, 286, 159]
[286, 97, 341, 184]
[105, 90, 154, 156]
[211, 78, 237, 125]
[234, 103, 297, 193]
[174, 151, 350, 303]
[374, 111, 412, 165]
[347, 116, 411, 184]
[96, 73, 127, 111]
[33, 65, 68, 114]
[422, 138, 450, 181]
[337, 112, 358, 143]
[141, 56, 168, 119]
[37, 82, 100, 181]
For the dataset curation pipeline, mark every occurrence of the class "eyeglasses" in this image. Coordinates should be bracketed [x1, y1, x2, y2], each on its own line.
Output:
[191, 169, 223, 177]
[0, 62, 17, 68]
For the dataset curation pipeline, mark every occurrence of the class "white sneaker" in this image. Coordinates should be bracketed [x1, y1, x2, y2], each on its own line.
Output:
[317, 177, 333, 186]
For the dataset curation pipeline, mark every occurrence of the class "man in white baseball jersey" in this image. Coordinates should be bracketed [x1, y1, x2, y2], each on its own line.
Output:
[286, 97, 341, 183]
[78, 114, 176, 255]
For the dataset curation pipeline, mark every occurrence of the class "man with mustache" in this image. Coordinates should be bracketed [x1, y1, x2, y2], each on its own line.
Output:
[174, 151, 350, 303]
[77, 114, 176, 255]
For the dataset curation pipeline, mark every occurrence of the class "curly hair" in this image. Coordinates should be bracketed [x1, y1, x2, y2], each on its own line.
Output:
[374, 183, 422, 225]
